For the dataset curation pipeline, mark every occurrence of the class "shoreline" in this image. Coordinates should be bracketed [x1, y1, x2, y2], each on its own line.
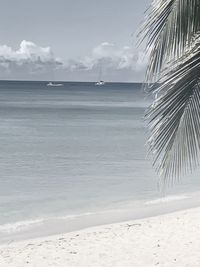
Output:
[1, 206, 200, 266]
[1, 191, 200, 245]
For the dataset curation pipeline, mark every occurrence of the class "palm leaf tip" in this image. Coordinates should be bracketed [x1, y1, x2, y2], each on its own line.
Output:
[146, 47, 200, 184]
[140, 0, 200, 183]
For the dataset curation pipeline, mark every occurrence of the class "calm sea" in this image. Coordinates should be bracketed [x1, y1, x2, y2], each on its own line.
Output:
[0, 80, 200, 242]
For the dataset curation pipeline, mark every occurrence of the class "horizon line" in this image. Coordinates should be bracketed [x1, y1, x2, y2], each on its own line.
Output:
[0, 79, 144, 84]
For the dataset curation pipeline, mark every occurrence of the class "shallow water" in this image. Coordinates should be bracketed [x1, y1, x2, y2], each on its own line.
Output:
[0, 81, 200, 241]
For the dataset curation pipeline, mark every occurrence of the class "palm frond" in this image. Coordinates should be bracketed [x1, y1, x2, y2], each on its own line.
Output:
[147, 44, 200, 185]
[140, 0, 200, 82]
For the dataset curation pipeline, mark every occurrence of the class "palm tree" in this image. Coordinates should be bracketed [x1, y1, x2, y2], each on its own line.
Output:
[140, 0, 200, 186]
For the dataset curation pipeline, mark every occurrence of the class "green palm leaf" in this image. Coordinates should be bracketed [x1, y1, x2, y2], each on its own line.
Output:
[147, 44, 200, 185]
[140, 0, 200, 82]
[141, 0, 200, 183]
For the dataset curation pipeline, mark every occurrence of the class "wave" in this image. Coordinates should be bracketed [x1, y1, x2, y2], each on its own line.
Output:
[0, 212, 97, 234]
[58, 212, 97, 220]
[145, 194, 190, 205]
[0, 219, 44, 234]
[0, 194, 194, 236]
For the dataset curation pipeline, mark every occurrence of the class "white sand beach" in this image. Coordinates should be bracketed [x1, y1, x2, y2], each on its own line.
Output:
[1, 207, 200, 267]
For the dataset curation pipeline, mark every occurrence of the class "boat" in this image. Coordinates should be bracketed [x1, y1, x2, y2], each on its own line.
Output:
[47, 82, 63, 87]
[95, 65, 105, 86]
[95, 80, 105, 86]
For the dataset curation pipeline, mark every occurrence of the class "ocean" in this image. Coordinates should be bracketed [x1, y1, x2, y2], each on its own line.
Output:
[0, 80, 200, 242]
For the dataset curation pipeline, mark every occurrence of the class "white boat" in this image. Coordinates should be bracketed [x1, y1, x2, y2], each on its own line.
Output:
[95, 65, 105, 86]
[95, 80, 105, 86]
[47, 82, 63, 87]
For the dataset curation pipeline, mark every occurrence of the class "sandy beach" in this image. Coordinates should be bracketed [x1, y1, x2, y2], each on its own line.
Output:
[1, 207, 200, 267]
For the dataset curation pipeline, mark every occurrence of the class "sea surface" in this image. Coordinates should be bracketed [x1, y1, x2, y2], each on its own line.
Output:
[0, 80, 200, 242]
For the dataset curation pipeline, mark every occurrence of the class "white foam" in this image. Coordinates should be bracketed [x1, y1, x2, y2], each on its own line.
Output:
[0, 219, 44, 234]
[145, 195, 190, 205]
[59, 212, 96, 220]
[0, 212, 98, 235]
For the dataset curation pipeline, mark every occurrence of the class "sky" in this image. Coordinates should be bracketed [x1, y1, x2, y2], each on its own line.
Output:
[0, 0, 150, 82]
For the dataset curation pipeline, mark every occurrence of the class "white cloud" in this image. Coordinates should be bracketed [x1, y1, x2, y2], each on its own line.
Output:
[68, 42, 148, 72]
[0, 40, 147, 81]
[16, 40, 53, 62]
[0, 40, 62, 78]
[0, 40, 56, 62]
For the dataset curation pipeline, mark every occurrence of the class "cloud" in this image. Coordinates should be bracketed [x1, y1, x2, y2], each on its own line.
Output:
[0, 40, 53, 62]
[0, 40, 63, 79]
[0, 40, 147, 81]
[68, 42, 147, 72]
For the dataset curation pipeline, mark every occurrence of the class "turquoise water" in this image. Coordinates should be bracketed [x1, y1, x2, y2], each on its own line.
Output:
[0, 81, 200, 242]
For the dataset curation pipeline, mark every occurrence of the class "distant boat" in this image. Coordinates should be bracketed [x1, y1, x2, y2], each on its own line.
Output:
[95, 65, 105, 86]
[47, 82, 63, 87]
[95, 80, 105, 86]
